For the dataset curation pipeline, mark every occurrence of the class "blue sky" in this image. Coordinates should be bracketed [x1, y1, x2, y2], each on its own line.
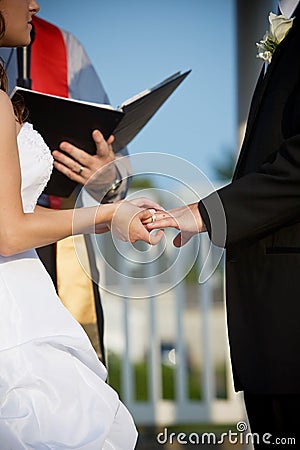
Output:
[37, 0, 236, 183]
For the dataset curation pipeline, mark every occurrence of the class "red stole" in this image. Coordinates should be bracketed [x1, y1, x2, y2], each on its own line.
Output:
[31, 17, 69, 208]
[31, 16, 68, 97]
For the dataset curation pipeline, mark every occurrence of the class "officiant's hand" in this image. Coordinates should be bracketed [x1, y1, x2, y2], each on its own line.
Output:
[145, 203, 206, 247]
[52, 129, 118, 186]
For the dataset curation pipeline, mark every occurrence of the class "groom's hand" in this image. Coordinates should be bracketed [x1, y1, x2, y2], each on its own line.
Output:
[145, 202, 206, 247]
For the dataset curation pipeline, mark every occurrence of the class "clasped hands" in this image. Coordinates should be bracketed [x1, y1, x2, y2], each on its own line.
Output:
[52, 130, 206, 246]
[105, 198, 206, 247]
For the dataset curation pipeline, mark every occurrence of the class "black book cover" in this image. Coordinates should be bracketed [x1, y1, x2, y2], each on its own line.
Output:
[12, 70, 191, 197]
[11, 88, 124, 197]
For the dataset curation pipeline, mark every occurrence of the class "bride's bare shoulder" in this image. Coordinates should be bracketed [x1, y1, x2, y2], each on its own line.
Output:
[0, 90, 14, 112]
[0, 90, 17, 132]
[0, 89, 10, 101]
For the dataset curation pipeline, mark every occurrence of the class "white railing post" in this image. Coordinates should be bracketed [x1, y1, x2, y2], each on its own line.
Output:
[198, 235, 216, 414]
[173, 261, 188, 405]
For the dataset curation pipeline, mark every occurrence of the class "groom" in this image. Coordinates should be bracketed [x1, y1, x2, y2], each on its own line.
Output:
[149, 0, 300, 446]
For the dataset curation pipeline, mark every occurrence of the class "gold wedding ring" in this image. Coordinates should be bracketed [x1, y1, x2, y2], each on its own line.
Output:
[77, 166, 84, 175]
[151, 213, 157, 223]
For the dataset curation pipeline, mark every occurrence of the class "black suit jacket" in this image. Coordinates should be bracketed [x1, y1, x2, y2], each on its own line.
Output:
[199, 3, 300, 393]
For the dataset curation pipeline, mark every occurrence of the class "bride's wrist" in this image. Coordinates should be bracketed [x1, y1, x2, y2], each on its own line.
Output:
[95, 202, 118, 226]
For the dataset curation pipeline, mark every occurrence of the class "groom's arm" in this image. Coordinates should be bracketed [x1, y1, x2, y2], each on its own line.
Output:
[199, 130, 300, 248]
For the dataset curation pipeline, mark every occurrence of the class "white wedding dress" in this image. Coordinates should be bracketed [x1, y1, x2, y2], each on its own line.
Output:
[0, 123, 138, 449]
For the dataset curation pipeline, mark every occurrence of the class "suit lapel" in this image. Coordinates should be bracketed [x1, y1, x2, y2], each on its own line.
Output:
[233, 4, 300, 179]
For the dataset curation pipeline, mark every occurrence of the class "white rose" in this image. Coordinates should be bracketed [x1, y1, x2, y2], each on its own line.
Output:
[256, 12, 294, 63]
[269, 12, 294, 44]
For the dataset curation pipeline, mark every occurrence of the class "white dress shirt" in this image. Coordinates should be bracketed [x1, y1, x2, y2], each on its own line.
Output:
[279, 0, 299, 17]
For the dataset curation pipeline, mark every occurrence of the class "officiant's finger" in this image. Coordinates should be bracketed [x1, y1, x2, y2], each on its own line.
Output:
[52, 159, 90, 183]
[52, 148, 89, 175]
[55, 142, 94, 168]
[93, 130, 114, 146]
[92, 130, 115, 159]
[53, 144, 104, 182]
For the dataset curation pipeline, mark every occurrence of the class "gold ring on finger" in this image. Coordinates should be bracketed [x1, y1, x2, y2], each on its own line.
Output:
[77, 165, 84, 175]
[151, 213, 157, 223]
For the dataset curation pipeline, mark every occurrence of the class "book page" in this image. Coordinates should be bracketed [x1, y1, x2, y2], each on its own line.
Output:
[10, 87, 115, 110]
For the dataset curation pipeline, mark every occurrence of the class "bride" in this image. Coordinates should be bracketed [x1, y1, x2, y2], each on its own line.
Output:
[0, 1, 164, 448]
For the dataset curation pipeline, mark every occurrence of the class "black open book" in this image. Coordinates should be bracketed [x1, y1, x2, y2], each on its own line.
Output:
[11, 69, 191, 197]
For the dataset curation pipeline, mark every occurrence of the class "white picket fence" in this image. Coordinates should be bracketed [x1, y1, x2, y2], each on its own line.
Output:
[94, 229, 245, 427]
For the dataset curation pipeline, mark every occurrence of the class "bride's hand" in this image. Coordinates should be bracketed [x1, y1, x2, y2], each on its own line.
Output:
[99, 200, 164, 244]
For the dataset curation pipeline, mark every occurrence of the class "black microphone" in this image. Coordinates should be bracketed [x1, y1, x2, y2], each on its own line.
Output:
[16, 24, 36, 89]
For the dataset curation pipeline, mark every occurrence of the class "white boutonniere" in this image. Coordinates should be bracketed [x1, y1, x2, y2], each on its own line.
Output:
[256, 12, 294, 63]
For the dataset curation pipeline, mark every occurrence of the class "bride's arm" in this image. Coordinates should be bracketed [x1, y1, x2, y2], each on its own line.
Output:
[0, 92, 159, 256]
